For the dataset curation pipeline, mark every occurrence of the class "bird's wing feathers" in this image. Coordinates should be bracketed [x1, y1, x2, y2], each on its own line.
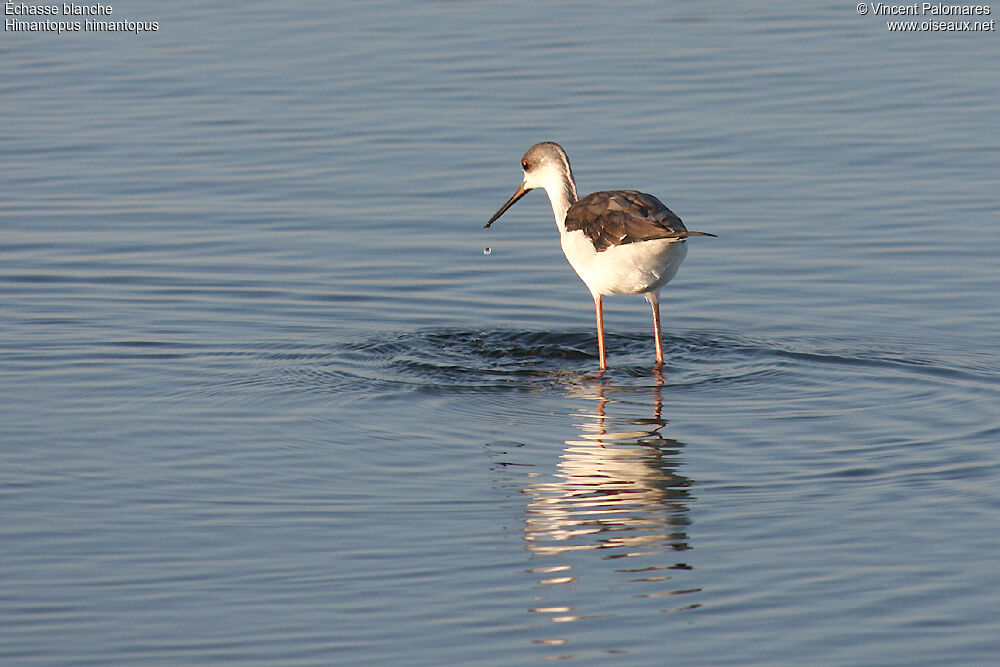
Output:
[565, 190, 700, 252]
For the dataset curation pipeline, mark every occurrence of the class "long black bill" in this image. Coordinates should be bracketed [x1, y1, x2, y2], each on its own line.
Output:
[484, 183, 530, 228]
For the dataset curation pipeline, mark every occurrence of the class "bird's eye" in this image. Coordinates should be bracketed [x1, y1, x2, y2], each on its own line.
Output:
[521, 160, 530, 170]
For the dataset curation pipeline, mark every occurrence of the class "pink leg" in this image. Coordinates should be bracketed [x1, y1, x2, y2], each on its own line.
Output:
[594, 295, 607, 370]
[649, 294, 664, 365]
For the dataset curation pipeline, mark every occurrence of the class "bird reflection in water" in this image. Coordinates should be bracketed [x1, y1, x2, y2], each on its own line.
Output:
[524, 370, 700, 644]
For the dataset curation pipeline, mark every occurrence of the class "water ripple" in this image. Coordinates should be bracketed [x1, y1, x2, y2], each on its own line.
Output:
[240, 328, 998, 401]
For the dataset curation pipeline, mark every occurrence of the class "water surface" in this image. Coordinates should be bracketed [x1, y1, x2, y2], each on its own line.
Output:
[2, 1, 998, 665]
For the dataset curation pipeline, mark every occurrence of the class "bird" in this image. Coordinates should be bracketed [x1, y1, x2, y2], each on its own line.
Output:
[485, 141, 714, 370]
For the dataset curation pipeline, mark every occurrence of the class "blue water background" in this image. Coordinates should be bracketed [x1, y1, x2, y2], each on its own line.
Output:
[2, 1, 998, 664]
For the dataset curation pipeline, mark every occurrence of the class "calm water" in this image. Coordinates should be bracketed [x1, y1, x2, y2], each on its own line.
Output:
[2, 1, 999, 665]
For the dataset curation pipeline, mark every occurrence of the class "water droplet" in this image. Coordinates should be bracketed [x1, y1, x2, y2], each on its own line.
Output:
[483, 247, 492, 255]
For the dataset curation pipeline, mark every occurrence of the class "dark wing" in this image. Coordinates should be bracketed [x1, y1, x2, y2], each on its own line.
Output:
[564, 190, 710, 252]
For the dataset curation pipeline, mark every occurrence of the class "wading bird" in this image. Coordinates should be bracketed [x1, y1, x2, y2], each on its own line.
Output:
[486, 142, 714, 369]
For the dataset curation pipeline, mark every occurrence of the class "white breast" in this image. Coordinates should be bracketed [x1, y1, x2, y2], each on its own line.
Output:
[560, 230, 688, 298]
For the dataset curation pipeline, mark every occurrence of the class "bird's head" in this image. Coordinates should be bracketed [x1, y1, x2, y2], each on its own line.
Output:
[485, 142, 575, 228]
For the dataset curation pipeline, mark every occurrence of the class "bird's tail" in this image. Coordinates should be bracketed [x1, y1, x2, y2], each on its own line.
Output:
[661, 231, 717, 240]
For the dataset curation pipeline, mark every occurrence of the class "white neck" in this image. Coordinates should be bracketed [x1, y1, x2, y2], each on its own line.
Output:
[539, 171, 578, 230]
